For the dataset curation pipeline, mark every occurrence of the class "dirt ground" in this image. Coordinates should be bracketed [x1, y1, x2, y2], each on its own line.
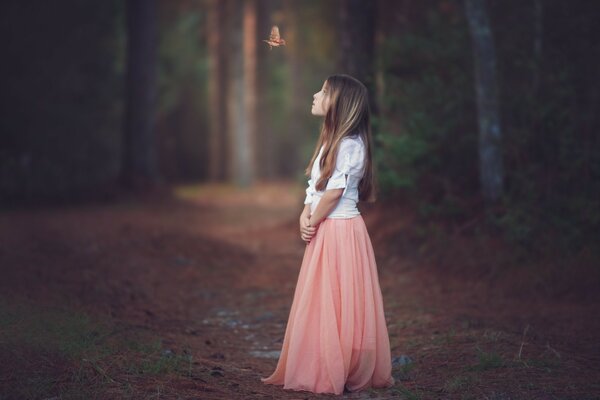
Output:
[0, 182, 598, 400]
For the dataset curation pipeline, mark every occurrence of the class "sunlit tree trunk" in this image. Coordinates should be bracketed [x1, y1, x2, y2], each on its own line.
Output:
[464, 0, 504, 202]
[121, 0, 158, 188]
[338, 0, 377, 115]
[242, 0, 258, 186]
[256, 0, 276, 179]
[226, 0, 257, 187]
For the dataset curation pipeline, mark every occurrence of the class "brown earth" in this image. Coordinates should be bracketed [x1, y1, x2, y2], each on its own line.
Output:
[0, 181, 598, 399]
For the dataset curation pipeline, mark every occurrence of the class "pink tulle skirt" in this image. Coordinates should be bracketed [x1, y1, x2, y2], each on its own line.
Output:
[261, 215, 395, 395]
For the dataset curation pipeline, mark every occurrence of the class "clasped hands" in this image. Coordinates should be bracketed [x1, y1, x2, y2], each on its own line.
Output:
[299, 213, 317, 243]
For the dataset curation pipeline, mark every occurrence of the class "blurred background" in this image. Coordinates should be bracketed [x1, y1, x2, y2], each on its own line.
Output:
[1, 0, 599, 250]
[1, 0, 599, 398]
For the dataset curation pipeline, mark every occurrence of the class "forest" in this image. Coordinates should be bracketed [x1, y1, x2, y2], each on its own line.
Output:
[1, 0, 598, 399]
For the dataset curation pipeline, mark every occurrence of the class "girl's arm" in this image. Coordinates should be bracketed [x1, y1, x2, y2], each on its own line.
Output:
[300, 203, 311, 219]
[299, 203, 315, 242]
[308, 188, 344, 227]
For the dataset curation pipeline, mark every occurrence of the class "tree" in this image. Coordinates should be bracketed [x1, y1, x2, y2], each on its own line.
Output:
[464, 0, 504, 202]
[282, 0, 304, 177]
[121, 0, 159, 188]
[338, 0, 377, 114]
[207, 0, 229, 181]
[242, 0, 258, 186]
[226, 0, 258, 187]
[255, 0, 277, 179]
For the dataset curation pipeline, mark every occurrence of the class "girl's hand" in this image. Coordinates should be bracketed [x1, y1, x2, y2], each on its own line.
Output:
[299, 212, 316, 243]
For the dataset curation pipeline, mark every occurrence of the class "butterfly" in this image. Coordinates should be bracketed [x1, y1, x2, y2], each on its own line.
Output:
[263, 25, 286, 50]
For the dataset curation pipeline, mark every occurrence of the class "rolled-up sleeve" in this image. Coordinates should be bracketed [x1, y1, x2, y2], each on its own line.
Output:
[325, 139, 364, 192]
[304, 178, 315, 204]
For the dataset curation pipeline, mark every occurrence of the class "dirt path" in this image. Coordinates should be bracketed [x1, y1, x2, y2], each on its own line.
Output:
[1, 182, 598, 399]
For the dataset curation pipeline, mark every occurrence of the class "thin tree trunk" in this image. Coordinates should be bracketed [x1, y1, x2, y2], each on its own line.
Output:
[121, 0, 158, 188]
[532, 0, 542, 95]
[464, 0, 504, 202]
[207, 0, 228, 181]
[226, 0, 257, 187]
[226, 0, 243, 183]
[256, 0, 275, 179]
[242, 0, 258, 186]
[375, 0, 386, 118]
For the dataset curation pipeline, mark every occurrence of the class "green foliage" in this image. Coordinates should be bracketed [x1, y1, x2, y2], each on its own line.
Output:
[157, 9, 207, 118]
[155, 4, 209, 180]
[374, 125, 428, 191]
[0, 297, 194, 398]
[470, 346, 505, 371]
[489, 0, 600, 250]
[124, 337, 193, 376]
[444, 374, 477, 393]
[0, 298, 109, 359]
[375, 6, 476, 203]
[376, 2, 600, 253]
[389, 385, 423, 400]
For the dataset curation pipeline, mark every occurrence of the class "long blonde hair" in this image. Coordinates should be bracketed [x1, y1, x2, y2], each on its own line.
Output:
[304, 74, 376, 202]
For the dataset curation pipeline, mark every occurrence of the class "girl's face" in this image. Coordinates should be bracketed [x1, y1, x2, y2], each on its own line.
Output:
[311, 81, 329, 116]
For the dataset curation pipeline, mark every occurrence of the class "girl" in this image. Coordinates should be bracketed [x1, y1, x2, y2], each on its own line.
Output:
[261, 74, 395, 395]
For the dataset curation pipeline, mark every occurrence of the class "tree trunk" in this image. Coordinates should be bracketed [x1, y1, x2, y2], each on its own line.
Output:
[282, 0, 303, 177]
[226, 0, 257, 187]
[207, 0, 229, 181]
[464, 0, 504, 202]
[338, 0, 378, 115]
[242, 0, 258, 186]
[121, 0, 158, 188]
[255, 0, 276, 179]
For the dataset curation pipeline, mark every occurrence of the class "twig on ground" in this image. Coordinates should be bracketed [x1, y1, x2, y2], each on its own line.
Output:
[82, 358, 117, 383]
[515, 324, 529, 365]
[545, 342, 561, 359]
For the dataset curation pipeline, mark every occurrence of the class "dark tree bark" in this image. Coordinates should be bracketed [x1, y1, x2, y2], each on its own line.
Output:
[338, 0, 378, 115]
[532, 0, 543, 95]
[464, 0, 504, 202]
[121, 0, 159, 188]
[207, 0, 229, 181]
[282, 0, 303, 177]
[375, 0, 407, 119]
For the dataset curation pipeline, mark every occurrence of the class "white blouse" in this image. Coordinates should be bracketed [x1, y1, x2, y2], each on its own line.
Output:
[304, 135, 366, 219]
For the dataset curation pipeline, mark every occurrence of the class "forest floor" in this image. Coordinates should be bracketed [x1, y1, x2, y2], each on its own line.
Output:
[0, 182, 599, 400]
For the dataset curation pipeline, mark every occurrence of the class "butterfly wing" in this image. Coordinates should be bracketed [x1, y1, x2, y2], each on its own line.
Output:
[269, 25, 281, 42]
